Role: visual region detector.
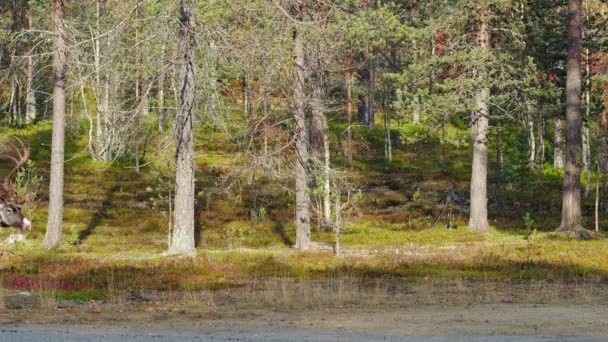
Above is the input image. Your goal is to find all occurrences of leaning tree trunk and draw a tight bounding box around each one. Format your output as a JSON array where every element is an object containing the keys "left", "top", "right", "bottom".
[
  {"left": 554, "top": 119, "right": 564, "bottom": 168},
  {"left": 558, "top": 0, "right": 583, "bottom": 232},
  {"left": 44, "top": 0, "right": 66, "bottom": 249},
  {"left": 292, "top": 0, "right": 311, "bottom": 249},
  {"left": 468, "top": 6, "right": 490, "bottom": 233},
  {"left": 169, "top": 0, "right": 196, "bottom": 255}
]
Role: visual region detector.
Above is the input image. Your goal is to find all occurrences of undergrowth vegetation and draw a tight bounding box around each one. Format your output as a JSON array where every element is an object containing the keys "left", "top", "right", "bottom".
[{"left": 0, "top": 118, "right": 607, "bottom": 303}]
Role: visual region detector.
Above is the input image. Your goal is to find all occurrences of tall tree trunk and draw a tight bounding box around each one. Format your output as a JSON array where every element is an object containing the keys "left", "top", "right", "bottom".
[
  {"left": 242, "top": 75, "right": 251, "bottom": 117},
  {"left": 528, "top": 116, "right": 536, "bottom": 166},
  {"left": 309, "top": 72, "right": 331, "bottom": 225},
  {"left": 554, "top": 119, "right": 564, "bottom": 168},
  {"left": 412, "top": 94, "right": 420, "bottom": 125},
  {"left": 346, "top": 69, "right": 353, "bottom": 167},
  {"left": 169, "top": 0, "right": 196, "bottom": 255},
  {"left": 468, "top": 6, "right": 490, "bottom": 232},
  {"left": 583, "top": 8, "right": 591, "bottom": 197},
  {"left": 496, "top": 124, "right": 504, "bottom": 210},
  {"left": 9, "top": 74, "right": 19, "bottom": 125},
  {"left": 385, "top": 110, "right": 392, "bottom": 162},
  {"left": 44, "top": 0, "right": 66, "bottom": 249},
  {"left": 558, "top": 0, "right": 583, "bottom": 232},
  {"left": 367, "top": 57, "right": 375, "bottom": 130},
  {"left": 25, "top": 13, "right": 36, "bottom": 124},
  {"left": 25, "top": 52, "right": 36, "bottom": 124},
  {"left": 595, "top": 164, "right": 600, "bottom": 232},
  {"left": 583, "top": 126, "right": 590, "bottom": 196},
  {"left": 538, "top": 117, "right": 545, "bottom": 168},
  {"left": 158, "top": 41, "right": 166, "bottom": 131},
  {"left": 358, "top": 94, "right": 368, "bottom": 125},
  {"left": 291, "top": 0, "right": 311, "bottom": 249}
]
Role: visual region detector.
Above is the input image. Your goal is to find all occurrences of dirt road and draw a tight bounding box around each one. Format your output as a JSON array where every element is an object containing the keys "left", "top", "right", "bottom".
[
  {"left": 2, "top": 279, "right": 608, "bottom": 341},
  {"left": 1, "top": 303, "right": 607, "bottom": 341}
]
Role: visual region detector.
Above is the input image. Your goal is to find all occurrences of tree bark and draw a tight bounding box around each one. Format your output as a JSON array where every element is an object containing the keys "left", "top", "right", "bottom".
[
  {"left": 44, "top": 0, "right": 66, "bottom": 249},
  {"left": 309, "top": 71, "right": 331, "bottom": 225},
  {"left": 554, "top": 119, "right": 564, "bottom": 168},
  {"left": 169, "top": 0, "right": 196, "bottom": 255},
  {"left": 596, "top": 164, "right": 600, "bottom": 232},
  {"left": 158, "top": 41, "right": 167, "bottom": 131},
  {"left": 346, "top": 69, "right": 353, "bottom": 166},
  {"left": 528, "top": 116, "right": 536, "bottom": 166},
  {"left": 291, "top": 0, "right": 311, "bottom": 250},
  {"left": 25, "top": 12, "right": 36, "bottom": 124},
  {"left": 468, "top": 6, "right": 490, "bottom": 232},
  {"left": 538, "top": 117, "right": 545, "bottom": 168},
  {"left": 558, "top": 0, "right": 583, "bottom": 232},
  {"left": 367, "top": 57, "right": 376, "bottom": 130},
  {"left": 583, "top": 126, "right": 590, "bottom": 196}
]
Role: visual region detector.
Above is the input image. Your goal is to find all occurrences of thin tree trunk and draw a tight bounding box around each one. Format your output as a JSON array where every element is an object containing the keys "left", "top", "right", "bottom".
[
  {"left": 169, "top": 0, "right": 196, "bottom": 255},
  {"left": 558, "top": 0, "right": 583, "bottom": 232},
  {"left": 334, "top": 189, "right": 341, "bottom": 257},
  {"left": 367, "top": 56, "right": 375, "bottom": 130},
  {"left": 292, "top": 0, "right": 311, "bottom": 250},
  {"left": 25, "top": 13, "right": 36, "bottom": 124},
  {"left": 346, "top": 69, "right": 353, "bottom": 167},
  {"left": 496, "top": 125, "right": 504, "bottom": 210},
  {"left": 554, "top": 119, "right": 564, "bottom": 168},
  {"left": 384, "top": 93, "right": 392, "bottom": 162},
  {"left": 538, "top": 117, "right": 545, "bottom": 168},
  {"left": 413, "top": 95, "right": 420, "bottom": 125},
  {"left": 528, "top": 116, "right": 536, "bottom": 166},
  {"left": 583, "top": 9, "right": 591, "bottom": 197},
  {"left": 411, "top": 39, "right": 420, "bottom": 125},
  {"left": 468, "top": 6, "right": 490, "bottom": 232},
  {"left": 44, "top": 0, "right": 66, "bottom": 249},
  {"left": 596, "top": 164, "right": 600, "bottom": 232},
  {"left": 583, "top": 126, "right": 590, "bottom": 196},
  {"left": 158, "top": 42, "right": 166, "bottom": 131},
  {"left": 322, "top": 115, "right": 331, "bottom": 224},
  {"left": 80, "top": 81, "right": 94, "bottom": 156},
  {"left": 242, "top": 75, "right": 251, "bottom": 117}
]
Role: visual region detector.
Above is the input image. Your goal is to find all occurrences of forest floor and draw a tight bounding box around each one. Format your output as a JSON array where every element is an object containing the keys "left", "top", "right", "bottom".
[{"left": 0, "top": 120, "right": 608, "bottom": 338}]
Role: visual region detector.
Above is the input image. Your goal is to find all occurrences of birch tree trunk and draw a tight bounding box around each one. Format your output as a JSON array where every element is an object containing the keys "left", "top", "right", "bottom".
[
  {"left": 468, "top": 6, "right": 490, "bottom": 232},
  {"left": 44, "top": 0, "right": 66, "bottom": 249},
  {"left": 557, "top": 0, "right": 583, "bottom": 232},
  {"left": 291, "top": 0, "right": 311, "bottom": 249},
  {"left": 169, "top": 0, "right": 196, "bottom": 255},
  {"left": 528, "top": 117, "right": 536, "bottom": 166},
  {"left": 554, "top": 119, "right": 564, "bottom": 168}
]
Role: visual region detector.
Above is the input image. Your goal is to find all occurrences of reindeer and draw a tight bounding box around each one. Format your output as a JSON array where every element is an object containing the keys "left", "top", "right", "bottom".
[{"left": 0, "top": 138, "right": 32, "bottom": 231}]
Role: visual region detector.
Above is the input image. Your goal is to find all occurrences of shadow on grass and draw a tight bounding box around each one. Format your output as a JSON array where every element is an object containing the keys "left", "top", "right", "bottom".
[
  {"left": 272, "top": 221, "right": 292, "bottom": 247},
  {"left": 74, "top": 185, "right": 118, "bottom": 244}
]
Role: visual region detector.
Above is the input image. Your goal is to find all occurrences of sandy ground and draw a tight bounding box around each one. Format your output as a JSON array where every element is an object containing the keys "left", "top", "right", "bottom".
[{"left": 1, "top": 280, "right": 608, "bottom": 340}]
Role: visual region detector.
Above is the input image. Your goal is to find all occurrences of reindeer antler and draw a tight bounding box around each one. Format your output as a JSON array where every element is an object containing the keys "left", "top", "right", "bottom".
[{"left": 0, "top": 137, "right": 31, "bottom": 182}]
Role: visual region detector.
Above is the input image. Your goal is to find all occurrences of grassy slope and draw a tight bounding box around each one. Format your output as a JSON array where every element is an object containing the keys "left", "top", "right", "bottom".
[{"left": 0, "top": 116, "right": 606, "bottom": 302}]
